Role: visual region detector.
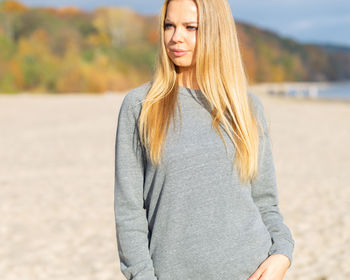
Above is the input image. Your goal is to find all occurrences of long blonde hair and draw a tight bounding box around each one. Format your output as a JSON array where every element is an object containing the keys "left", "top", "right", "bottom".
[{"left": 138, "top": 0, "right": 263, "bottom": 185}]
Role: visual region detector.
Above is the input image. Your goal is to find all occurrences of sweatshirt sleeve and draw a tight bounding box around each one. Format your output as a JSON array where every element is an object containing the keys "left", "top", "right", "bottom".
[
  {"left": 114, "top": 92, "right": 158, "bottom": 280},
  {"left": 249, "top": 93, "right": 295, "bottom": 268}
]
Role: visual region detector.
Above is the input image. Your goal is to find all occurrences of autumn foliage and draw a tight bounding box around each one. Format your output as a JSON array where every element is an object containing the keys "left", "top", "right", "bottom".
[{"left": 0, "top": 0, "right": 349, "bottom": 93}]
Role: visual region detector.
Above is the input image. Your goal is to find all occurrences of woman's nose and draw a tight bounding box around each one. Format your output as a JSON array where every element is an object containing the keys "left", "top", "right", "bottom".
[{"left": 172, "top": 27, "right": 184, "bottom": 42}]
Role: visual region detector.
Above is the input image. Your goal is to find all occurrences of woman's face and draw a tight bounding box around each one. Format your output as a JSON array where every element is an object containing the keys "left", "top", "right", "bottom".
[{"left": 163, "top": 0, "right": 198, "bottom": 70}]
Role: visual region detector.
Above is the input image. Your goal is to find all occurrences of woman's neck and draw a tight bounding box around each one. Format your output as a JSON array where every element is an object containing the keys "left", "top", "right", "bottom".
[{"left": 177, "top": 66, "right": 199, "bottom": 90}]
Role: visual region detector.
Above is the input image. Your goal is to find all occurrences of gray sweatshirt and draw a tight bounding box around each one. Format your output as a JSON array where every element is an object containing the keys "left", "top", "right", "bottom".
[{"left": 114, "top": 81, "right": 295, "bottom": 280}]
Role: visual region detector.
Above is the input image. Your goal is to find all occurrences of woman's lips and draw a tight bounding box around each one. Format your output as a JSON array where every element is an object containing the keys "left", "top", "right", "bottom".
[{"left": 171, "top": 50, "right": 188, "bottom": 57}]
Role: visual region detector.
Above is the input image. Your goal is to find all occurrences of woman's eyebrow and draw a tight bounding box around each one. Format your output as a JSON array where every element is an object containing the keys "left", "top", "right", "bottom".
[{"left": 164, "top": 19, "right": 198, "bottom": 24}]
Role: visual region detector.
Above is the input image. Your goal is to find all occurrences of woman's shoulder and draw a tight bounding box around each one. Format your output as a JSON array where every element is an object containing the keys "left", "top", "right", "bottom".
[
  {"left": 247, "top": 91, "right": 265, "bottom": 117},
  {"left": 121, "top": 81, "right": 153, "bottom": 111},
  {"left": 247, "top": 91, "right": 270, "bottom": 136}
]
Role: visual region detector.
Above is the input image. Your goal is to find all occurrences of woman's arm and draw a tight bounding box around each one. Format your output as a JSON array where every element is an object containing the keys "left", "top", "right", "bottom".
[
  {"left": 248, "top": 93, "right": 295, "bottom": 268},
  {"left": 114, "top": 92, "right": 157, "bottom": 280}
]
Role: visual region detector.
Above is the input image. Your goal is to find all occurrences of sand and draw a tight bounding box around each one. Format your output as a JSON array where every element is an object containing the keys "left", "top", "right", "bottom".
[{"left": 0, "top": 90, "right": 349, "bottom": 280}]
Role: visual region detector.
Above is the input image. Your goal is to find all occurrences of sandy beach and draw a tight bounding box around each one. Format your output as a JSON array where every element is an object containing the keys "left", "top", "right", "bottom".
[{"left": 0, "top": 89, "right": 349, "bottom": 280}]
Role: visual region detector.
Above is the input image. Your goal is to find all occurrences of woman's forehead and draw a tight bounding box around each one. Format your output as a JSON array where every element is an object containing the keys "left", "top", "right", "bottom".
[{"left": 166, "top": 0, "right": 198, "bottom": 18}]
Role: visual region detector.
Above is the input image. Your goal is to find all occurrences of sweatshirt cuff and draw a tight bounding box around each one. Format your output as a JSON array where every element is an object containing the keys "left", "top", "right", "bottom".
[
  {"left": 268, "top": 237, "right": 294, "bottom": 268},
  {"left": 119, "top": 259, "right": 158, "bottom": 280}
]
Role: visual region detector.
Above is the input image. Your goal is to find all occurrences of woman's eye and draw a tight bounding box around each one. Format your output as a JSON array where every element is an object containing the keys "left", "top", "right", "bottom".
[
  {"left": 164, "top": 23, "right": 197, "bottom": 30},
  {"left": 187, "top": 26, "right": 198, "bottom": 31}
]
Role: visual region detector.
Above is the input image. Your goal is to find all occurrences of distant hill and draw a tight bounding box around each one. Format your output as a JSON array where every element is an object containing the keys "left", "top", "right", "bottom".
[
  {"left": 236, "top": 22, "right": 350, "bottom": 83},
  {"left": 316, "top": 43, "right": 350, "bottom": 54},
  {"left": 0, "top": 0, "right": 349, "bottom": 93}
]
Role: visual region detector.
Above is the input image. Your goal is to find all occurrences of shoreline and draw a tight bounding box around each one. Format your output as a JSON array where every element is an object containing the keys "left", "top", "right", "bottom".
[
  {"left": 1, "top": 81, "right": 350, "bottom": 103},
  {"left": 248, "top": 81, "right": 350, "bottom": 103}
]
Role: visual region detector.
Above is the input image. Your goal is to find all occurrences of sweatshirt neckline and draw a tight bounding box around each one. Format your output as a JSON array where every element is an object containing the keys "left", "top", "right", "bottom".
[{"left": 178, "top": 85, "right": 202, "bottom": 96}]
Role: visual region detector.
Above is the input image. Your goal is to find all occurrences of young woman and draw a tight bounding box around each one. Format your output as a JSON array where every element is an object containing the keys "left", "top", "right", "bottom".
[{"left": 114, "top": 0, "right": 295, "bottom": 279}]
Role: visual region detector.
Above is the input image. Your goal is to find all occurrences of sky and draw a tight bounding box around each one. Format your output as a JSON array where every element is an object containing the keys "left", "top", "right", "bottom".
[{"left": 18, "top": 0, "right": 350, "bottom": 47}]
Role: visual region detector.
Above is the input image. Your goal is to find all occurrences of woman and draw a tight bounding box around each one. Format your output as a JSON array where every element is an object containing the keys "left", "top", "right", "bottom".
[{"left": 114, "top": 0, "right": 295, "bottom": 279}]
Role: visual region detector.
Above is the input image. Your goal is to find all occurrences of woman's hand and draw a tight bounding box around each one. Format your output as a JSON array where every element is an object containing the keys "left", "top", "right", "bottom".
[{"left": 248, "top": 254, "right": 290, "bottom": 280}]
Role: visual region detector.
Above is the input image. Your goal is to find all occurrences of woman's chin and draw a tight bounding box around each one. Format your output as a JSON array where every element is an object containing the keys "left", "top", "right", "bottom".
[{"left": 173, "top": 61, "right": 194, "bottom": 68}]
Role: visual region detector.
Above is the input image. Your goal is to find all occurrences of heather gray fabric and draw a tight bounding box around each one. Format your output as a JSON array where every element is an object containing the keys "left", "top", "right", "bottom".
[{"left": 114, "top": 81, "right": 295, "bottom": 280}]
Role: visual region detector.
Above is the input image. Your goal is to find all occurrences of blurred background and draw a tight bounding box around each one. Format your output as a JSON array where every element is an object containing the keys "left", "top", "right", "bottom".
[
  {"left": 0, "top": 0, "right": 349, "bottom": 280},
  {"left": 0, "top": 0, "right": 350, "bottom": 94}
]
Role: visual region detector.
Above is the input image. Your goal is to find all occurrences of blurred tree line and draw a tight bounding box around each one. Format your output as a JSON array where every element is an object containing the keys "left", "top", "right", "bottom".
[{"left": 0, "top": 0, "right": 349, "bottom": 93}]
